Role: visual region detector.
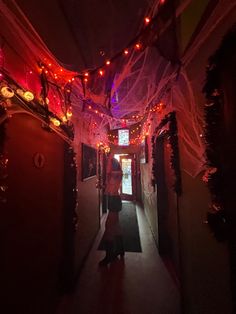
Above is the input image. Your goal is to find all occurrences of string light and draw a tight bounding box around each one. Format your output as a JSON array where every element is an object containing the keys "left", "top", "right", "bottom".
[
  {"left": 145, "top": 17, "right": 150, "bottom": 24},
  {"left": 0, "top": 86, "right": 14, "bottom": 98},
  {"left": 50, "top": 117, "right": 61, "bottom": 127},
  {"left": 23, "top": 91, "right": 34, "bottom": 102}
]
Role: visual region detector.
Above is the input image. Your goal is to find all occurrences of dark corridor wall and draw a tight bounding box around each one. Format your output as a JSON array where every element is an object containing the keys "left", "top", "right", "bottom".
[{"left": 1, "top": 113, "right": 65, "bottom": 313}]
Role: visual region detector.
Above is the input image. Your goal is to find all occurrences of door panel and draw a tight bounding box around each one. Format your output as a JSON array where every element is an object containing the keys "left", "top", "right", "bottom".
[{"left": 120, "top": 154, "right": 136, "bottom": 201}]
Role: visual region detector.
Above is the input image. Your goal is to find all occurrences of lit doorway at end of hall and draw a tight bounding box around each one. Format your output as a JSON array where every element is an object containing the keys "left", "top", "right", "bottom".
[{"left": 114, "top": 154, "right": 134, "bottom": 200}]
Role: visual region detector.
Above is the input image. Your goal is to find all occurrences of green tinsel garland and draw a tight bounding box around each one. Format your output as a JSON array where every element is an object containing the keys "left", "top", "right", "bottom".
[{"left": 151, "top": 111, "right": 182, "bottom": 195}]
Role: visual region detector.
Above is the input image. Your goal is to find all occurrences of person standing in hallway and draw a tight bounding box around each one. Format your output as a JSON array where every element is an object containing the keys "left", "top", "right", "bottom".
[{"left": 99, "top": 153, "right": 125, "bottom": 266}]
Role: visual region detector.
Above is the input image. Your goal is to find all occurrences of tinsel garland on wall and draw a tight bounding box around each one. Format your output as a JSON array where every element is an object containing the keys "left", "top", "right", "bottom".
[
  {"left": 151, "top": 111, "right": 182, "bottom": 196},
  {"left": 202, "top": 53, "right": 227, "bottom": 242},
  {"left": 60, "top": 135, "right": 78, "bottom": 292}
]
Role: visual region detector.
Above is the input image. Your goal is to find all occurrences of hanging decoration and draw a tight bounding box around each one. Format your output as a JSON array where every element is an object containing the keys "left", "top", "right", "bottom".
[
  {"left": 0, "top": 70, "right": 74, "bottom": 140},
  {"left": 151, "top": 111, "right": 182, "bottom": 195}
]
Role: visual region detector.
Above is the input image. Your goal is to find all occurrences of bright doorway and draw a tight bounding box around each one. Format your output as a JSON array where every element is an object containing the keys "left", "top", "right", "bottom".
[{"left": 114, "top": 154, "right": 136, "bottom": 200}]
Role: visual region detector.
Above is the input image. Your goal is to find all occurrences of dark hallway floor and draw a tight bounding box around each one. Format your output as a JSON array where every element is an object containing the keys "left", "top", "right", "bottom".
[{"left": 57, "top": 203, "right": 181, "bottom": 314}]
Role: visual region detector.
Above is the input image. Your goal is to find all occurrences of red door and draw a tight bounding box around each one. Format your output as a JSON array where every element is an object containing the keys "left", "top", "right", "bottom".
[{"left": 119, "top": 154, "right": 136, "bottom": 201}]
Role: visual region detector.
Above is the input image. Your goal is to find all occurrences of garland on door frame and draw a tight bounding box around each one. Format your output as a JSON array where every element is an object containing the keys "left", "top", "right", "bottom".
[
  {"left": 202, "top": 45, "right": 227, "bottom": 242},
  {"left": 151, "top": 111, "right": 182, "bottom": 195}
]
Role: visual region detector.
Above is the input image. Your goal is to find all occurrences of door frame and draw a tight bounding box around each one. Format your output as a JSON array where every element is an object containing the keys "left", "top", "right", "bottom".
[{"left": 119, "top": 154, "right": 136, "bottom": 201}]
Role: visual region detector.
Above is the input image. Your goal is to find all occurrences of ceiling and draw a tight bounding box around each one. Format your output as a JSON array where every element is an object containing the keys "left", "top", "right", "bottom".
[
  {"left": 15, "top": 0, "right": 156, "bottom": 72},
  {"left": 13, "top": 0, "right": 214, "bottom": 127}
]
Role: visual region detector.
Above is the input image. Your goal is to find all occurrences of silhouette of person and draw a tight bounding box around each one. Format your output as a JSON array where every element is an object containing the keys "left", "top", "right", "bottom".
[{"left": 99, "top": 154, "right": 125, "bottom": 266}]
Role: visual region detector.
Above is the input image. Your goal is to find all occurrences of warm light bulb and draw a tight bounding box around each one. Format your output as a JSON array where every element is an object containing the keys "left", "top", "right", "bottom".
[
  {"left": 106, "top": 60, "right": 110, "bottom": 65},
  {"left": 67, "top": 110, "right": 72, "bottom": 118},
  {"left": 84, "top": 72, "right": 89, "bottom": 77},
  {"left": 50, "top": 118, "right": 61, "bottom": 127},
  {"left": 135, "top": 43, "right": 141, "bottom": 50},
  {"left": 23, "top": 91, "right": 34, "bottom": 102},
  {"left": 0, "top": 86, "right": 14, "bottom": 98},
  {"left": 145, "top": 17, "right": 150, "bottom": 24},
  {"left": 124, "top": 49, "right": 129, "bottom": 55},
  {"left": 99, "top": 70, "right": 104, "bottom": 76}
]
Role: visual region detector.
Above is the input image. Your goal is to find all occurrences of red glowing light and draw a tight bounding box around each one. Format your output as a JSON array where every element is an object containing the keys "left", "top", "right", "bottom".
[
  {"left": 48, "top": 63, "right": 52, "bottom": 67},
  {"left": 145, "top": 17, "right": 150, "bottom": 24},
  {"left": 124, "top": 49, "right": 129, "bottom": 55},
  {"left": 99, "top": 70, "right": 104, "bottom": 76},
  {"left": 84, "top": 78, "right": 88, "bottom": 83},
  {"left": 29, "top": 71, "right": 33, "bottom": 74},
  {"left": 84, "top": 72, "right": 89, "bottom": 77},
  {"left": 135, "top": 43, "right": 141, "bottom": 50},
  {"left": 88, "top": 105, "right": 92, "bottom": 109},
  {"left": 160, "top": 0, "right": 165, "bottom": 4},
  {"left": 106, "top": 60, "right": 110, "bottom": 65}
]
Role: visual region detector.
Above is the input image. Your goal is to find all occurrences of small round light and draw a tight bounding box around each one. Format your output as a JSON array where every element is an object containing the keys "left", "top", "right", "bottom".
[
  {"left": 23, "top": 91, "right": 34, "bottom": 102},
  {"left": 67, "top": 108, "right": 73, "bottom": 118},
  {"left": 135, "top": 43, "right": 141, "bottom": 50},
  {"left": 145, "top": 17, "right": 150, "bottom": 24},
  {"left": 124, "top": 49, "right": 129, "bottom": 55},
  {"left": 0, "top": 86, "right": 14, "bottom": 98},
  {"left": 99, "top": 70, "right": 104, "bottom": 76},
  {"left": 50, "top": 117, "right": 61, "bottom": 127},
  {"left": 106, "top": 60, "right": 110, "bottom": 65}
]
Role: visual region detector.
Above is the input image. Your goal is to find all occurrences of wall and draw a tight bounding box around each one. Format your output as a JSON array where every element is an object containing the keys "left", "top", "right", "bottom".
[
  {"left": 73, "top": 117, "right": 105, "bottom": 274},
  {"left": 140, "top": 7, "right": 236, "bottom": 314},
  {"left": 177, "top": 9, "right": 236, "bottom": 314},
  {"left": 139, "top": 135, "right": 158, "bottom": 242}
]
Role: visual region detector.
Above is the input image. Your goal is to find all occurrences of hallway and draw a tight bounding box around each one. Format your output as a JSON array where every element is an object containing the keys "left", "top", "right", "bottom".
[
  {"left": 58, "top": 203, "right": 181, "bottom": 314},
  {"left": 1, "top": 1, "right": 235, "bottom": 313}
]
